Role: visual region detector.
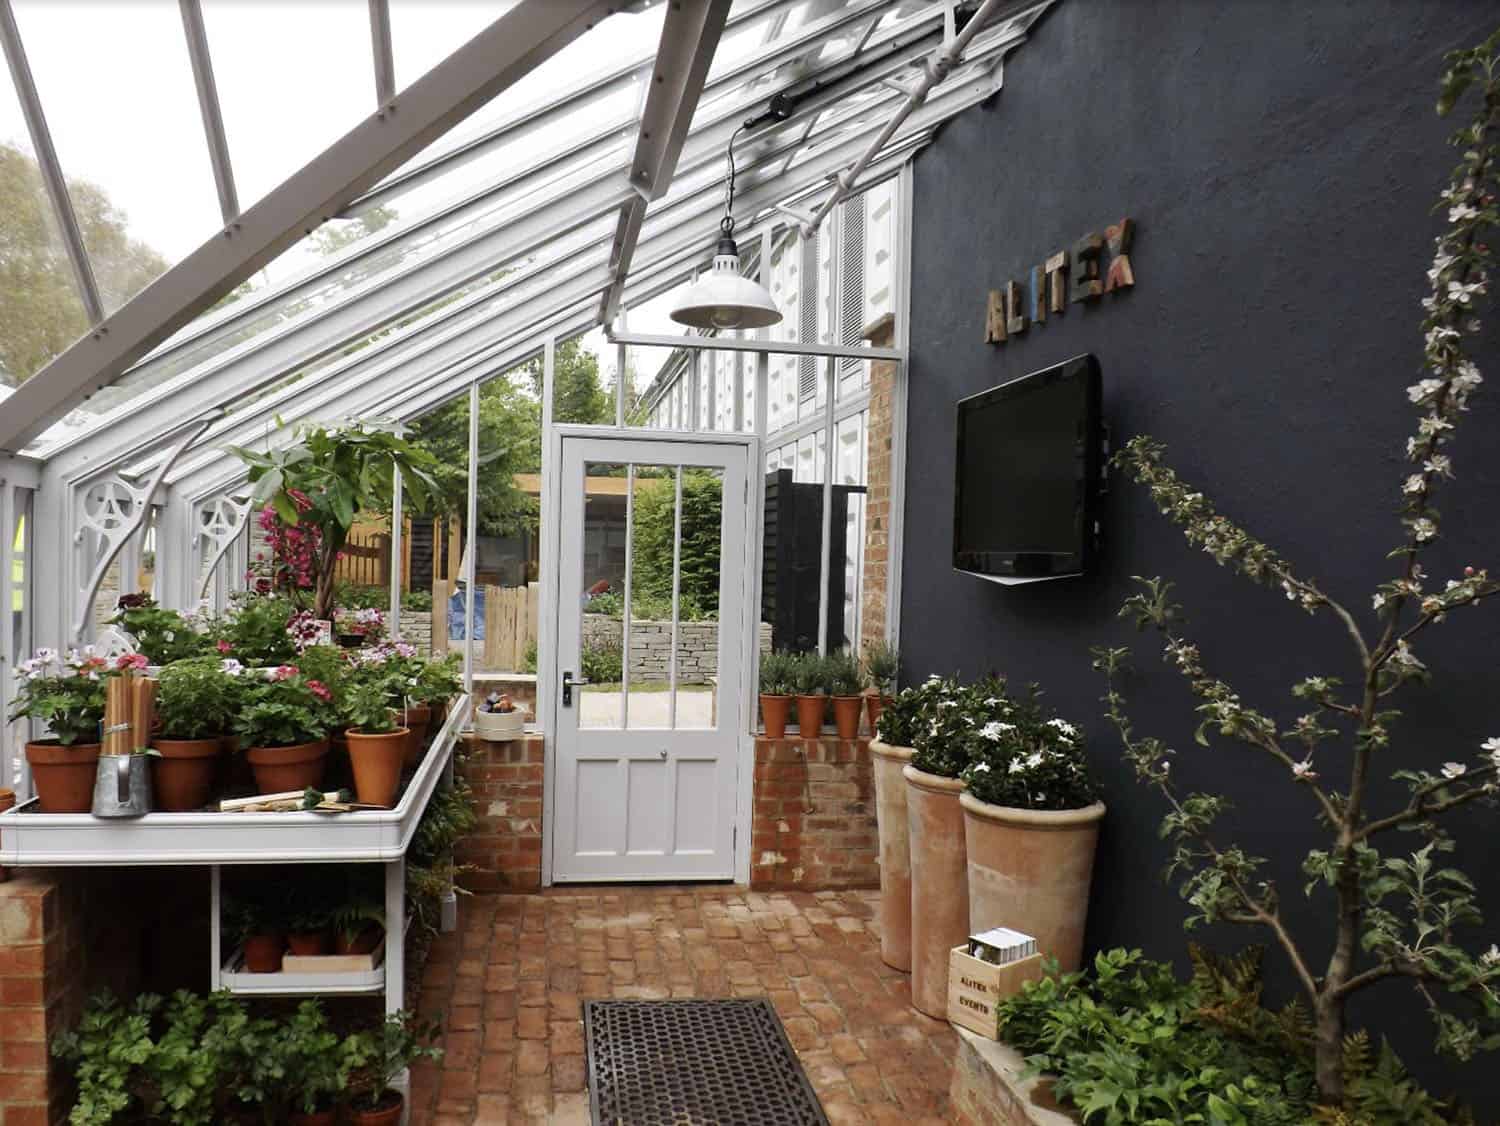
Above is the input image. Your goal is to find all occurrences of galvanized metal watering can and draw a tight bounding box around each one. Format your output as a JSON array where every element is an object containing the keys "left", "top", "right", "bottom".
[{"left": 92, "top": 752, "right": 153, "bottom": 818}]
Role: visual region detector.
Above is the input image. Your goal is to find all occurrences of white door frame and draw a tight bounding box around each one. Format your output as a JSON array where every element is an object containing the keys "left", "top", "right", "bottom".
[{"left": 540, "top": 424, "right": 759, "bottom": 885}]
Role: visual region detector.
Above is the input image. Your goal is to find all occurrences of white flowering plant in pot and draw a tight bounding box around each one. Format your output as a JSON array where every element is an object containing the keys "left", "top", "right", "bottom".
[
  {"left": 909, "top": 675, "right": 1012, "bottom": 779},
  {"left": 1092, "top": 33, "right": 1500, "bottom": 1108},
  {"left": 960, "top": 691, "right": 1098, "bottom": 812}
]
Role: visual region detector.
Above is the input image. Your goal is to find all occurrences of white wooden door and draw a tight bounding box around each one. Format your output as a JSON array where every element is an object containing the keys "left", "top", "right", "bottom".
[{"left": 551, "top": 433, "right": 751, "bottom": 881}]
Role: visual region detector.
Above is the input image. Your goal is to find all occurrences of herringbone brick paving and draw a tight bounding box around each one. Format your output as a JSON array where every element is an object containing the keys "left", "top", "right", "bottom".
[{"left": 408, "top": 886, "right": 966, "bottom": 1125}]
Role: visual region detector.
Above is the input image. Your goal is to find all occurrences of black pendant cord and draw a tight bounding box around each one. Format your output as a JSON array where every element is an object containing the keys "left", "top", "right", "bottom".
[{"left": 722, "top": 124, "right": 746, "bottom": 240}]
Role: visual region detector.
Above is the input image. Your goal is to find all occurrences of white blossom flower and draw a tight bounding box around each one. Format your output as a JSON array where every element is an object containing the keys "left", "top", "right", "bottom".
[
  {"left": 1424, "top": 454, "right": 1453, "bottom": 477},
  {"left": 1007, "top": 759, "right": 1025, "bottom": 775},
  {"left": 1482, "top": 737, "right": 1500, "bottom": 771},
  {"left": 971, "top": 762, "right": 991, "bottom": 774},
  {"left": 1412, "top": 517, "right": 1438, "bottom": 542},
  {"left": 1372, "top": 593, "right": 1388, "bottom": 611},
  {"left": 1449, "top": 203, "right": 1480, "bottom": 222},
  {"left": 1448, "top": 279, "right": 1486, "bottom": 304},
  {"left": 1025, "top": 751, "right": 1043, "bottom": 769},
  {"left": 1481, "top": 945, "right": 1500, "bottom": 967},
  {"left": 1427, "top": 252, "right": 1455, "bottom": 283},
  {"left": 1402, "top": 474, "right": 1426, "bottom": 495},
  {"left": 1441, "top": 762, "right": 1467, "bottom": 780},
  {"left": 979, "top": 721, "right": 1006, "bottom": 741},
  {"left": 1390, "top": 641, "right": 1426, "bottom": 671},
  {"left": 1407, "top": 378, "right": 1444, "bottom": 403},
  {"left": 220, "top": 659, "right": 245, "bottom": 677},
  {"left": 1291, "top": 760, "right": 1318, "bottom": 781},
  {"left": 1046, "top": 718, "right": 1079, "bottom": 738}
]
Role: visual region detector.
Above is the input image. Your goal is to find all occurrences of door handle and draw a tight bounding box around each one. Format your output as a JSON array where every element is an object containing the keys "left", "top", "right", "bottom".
[{"left": 561, "top": 670, "right": 590, "bottom": 707}]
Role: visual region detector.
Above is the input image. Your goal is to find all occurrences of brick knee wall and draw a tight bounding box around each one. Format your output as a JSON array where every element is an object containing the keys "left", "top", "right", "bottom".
[
  {"left": 751, "top": 738, "right": 878, "bottom": 891},
  {"left": 456, "top": 733, "right": 544, "bottom": 892},
  {"left": 452, "top": 735, "right": 879, "bottom": 894}
]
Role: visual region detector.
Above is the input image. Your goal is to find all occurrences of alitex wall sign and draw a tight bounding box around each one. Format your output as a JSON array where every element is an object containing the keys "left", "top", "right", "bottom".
[{"left": 984, "top": 218, "right": 1135, "bottom": 344}]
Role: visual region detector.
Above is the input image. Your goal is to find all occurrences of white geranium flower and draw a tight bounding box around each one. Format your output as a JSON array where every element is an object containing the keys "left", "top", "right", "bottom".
[
  {"left": 1025, "top": 752, "right": 1043, "bottom": 769},
  {"left": 1007, "top": 759, "right": 1025, "bottom": 775},
  {"left": 220, "top": 659, "right": 245, "bottom": 677},
  {"left": 1441, "top": 762, "right": 1467, "bottom": 780},
  {"left": 979, "top": 721, "right": 1005, "bottom": 741},
  {"left": 971, "top": 762, "right": 991, "bottom": 774}
]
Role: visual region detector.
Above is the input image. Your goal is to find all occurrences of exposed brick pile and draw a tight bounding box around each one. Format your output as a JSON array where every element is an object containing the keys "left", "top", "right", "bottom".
[
  {"left": 752, "top": 738, "right": 879, "bottom": 891},
  {"left": 456, "top": 734, "right": 545, "bottom": 892},
  {"left": 860, "top": 313, "right": 897, "bottom": 656}
]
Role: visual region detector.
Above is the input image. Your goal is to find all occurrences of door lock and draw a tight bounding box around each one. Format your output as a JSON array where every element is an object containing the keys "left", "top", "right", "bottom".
[{"left": 561, "top": 670, "right": 590, "bottom": 707}]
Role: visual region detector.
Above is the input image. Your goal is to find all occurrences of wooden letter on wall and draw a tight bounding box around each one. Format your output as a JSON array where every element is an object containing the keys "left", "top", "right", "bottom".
[
  {"left": 1005, "top": 280, "right": 1028, "bottom": 336},
  {"left": 1045, "top": 251, "right": 1068, "bottom": 314},
  {"left": 1104, "top": 218, "right": 1135, "bottom": 291},
  {"left": 1070, "top": 234, "right": 1103, "bottom": 302},
  {"left": 985, "top": 289, "right": 1007, "bottom": 344},
  {"left": 1028, "top": 265, "right": 1047, "bottom": 325}
]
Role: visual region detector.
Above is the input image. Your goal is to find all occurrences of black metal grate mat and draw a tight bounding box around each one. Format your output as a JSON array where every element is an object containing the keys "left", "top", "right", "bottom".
[{"left": 584, "top": 998, "right": 829, "bottom": 1125}]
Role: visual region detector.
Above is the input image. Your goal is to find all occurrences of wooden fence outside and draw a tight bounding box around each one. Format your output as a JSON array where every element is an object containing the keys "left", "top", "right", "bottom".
[
  {"left": 431, "top": 579, "right": 539, "bottom": 672},
  {"left": 333, "top": 516, "right": 464, "bottom": 591}
]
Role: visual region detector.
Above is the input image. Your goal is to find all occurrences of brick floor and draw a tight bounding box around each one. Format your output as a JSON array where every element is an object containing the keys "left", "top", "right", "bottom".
[{"left": 409, "top": 887, "right": 966, "bottom": 1125}]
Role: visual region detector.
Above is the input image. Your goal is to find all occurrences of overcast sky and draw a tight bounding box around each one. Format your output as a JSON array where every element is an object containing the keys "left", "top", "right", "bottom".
[{"left": 0, "top": 0, "right": 687, "bottom": 387}]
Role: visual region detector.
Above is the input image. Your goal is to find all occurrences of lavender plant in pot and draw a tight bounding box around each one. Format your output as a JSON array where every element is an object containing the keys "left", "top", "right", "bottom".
[
  {"left": 757, "top": 649, "right": 796, "bottom": 738},
  {"left": 958, "top": 688, "right": 1103, "bottom": 974},
  {"left": 233, "top": 666, "right": 336, "bottom": 794},
  {"left": 903, "top": 675, "right": 1007, "bottom": 1017},
  {"left": 791, "top": 651, "right": 828, "bottom": 737},
  {"left": 10, "top": 647, "right": 111, "bottom": 812},
  {"left": 826, "top": 650, "right": 866, "bottom": 739},
  {"left": 341, "top": 677, "right": 409, "bottom": 809},
  {"left": 152, "top": 657, "right": 243, "bottom": 811},
  {"left": 863, "top": 639, "right": 900, "bottom": 730}
]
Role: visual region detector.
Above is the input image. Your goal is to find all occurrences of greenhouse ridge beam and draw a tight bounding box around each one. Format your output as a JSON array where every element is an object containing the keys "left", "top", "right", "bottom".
[
  {"left": 0, "top": 0, "right": 622, "bottom": 454},
  {"left": 601, "top": 0, "right": 732, "bottom": 325}
]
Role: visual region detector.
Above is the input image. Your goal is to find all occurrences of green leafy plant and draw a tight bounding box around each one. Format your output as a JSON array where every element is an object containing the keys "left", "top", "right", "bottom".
[
  {"left": 155, "top": 657, "right": 242, "bottom": 740},
  {"left": 824, "top": 650, "right": 865, "bottom": 697},
  {"left": 874, "top": 675, "right": 948, "bottom": 746},
  {"left": 959, "top": 687, "right": 1098, "bottom": 812},
  {"left": 582, "top": 638, "right": 624, "bottom": 685},
  {"left": 909, "top": 674, "right": 1009, "bottom": 779},
  {"left": 790, "top": 651, "right": 828, "bottom": 696},
  {"left": 342, "top": 1012, "right": 444, "bottom": 1113},
  {"left": 863, "top": 639, "right": 900, "bottom": 695},
  {"left": 9, "top": 646, "right": 112, "bottom": 745},
  {"left": 342, "top": 677, "right": 398, "bottom": 735},
  {"left": 51, "top": 991, "right": 157, "bottom": 1125},
  {"left": 282, "top": 1000, "right": 349, "bottom": 1117},
  {"left": 411, "top": 653, "right": 462, "bottom": 707},
  {"left": 233, "top": 667, "right": 335, "bottom": 749},
  {"left": 291, "top": 643, "right": 349, "bottom": 700},
  {"left": 110, "top": 595, "right": 212, "bottom": 665},
  {"left": 758, "top": 649, "right": 797, "bottom": 696},
  {"left": 1091, "top": 35, "right": 1500, "bottom": 1105},
  {"left": 224, "top": 592, "right": 298, "bottom": 665},
  {"left": 231, "top": 423, "right": 439, "bottom": 621},
  {"left": 408, "top": 774, "right": 478, "bottom": 934}
]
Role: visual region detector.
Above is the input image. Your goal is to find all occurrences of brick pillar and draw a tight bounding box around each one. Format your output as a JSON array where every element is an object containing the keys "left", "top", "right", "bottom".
[{"left": 860, "top": 313, "right": 897, "bottom": 656}]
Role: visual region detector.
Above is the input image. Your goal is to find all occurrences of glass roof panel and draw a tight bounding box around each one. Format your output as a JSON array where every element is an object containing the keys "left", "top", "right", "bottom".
[
  {"left": 8, "top": 1, "right": 218, "bottom": 314},
  {"left": 0, "top": 77, "right": 87, "bottom": 391},
  {"left": 387, "top": 1, "right": 520, "bottom": 92},
  {"left": 200, "top": 1, "right": 372, "bottom": 208}
]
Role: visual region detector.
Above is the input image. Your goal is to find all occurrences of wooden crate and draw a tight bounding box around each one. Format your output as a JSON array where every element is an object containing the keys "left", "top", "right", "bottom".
[{"left": 947, "top": 947, "right": 1045, "bottom": 1039}]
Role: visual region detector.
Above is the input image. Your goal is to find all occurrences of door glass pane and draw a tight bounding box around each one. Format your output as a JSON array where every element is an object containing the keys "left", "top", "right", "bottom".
[
  {"left": 668, "top": 467, "right": 724, "bottom": 730},
  {"left": 578, "top": 462, "right": 628, "bottom": 728},
  {"left": 623, "top": 464, "right": 674, "bottom": 729}
]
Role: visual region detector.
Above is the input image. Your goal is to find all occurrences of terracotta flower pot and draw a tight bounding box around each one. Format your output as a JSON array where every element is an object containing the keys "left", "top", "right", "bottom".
[
  {"left": 242, "top": 932, "right": 284, "bottom": 973},
  {"left": 795, "top": 695, "right": 825, "bottom": 737},
  {"left": 287, "top": 930, "right": 331, "bottom": 957},
  {"left": 151, "top": 738, "right": 221, "bottom": 811},
  {"left": 904, "top": 764, "right": 970, "bottom": 1018},
  {"left": 245, "top": 740, "right": 329, "bottom": 795},
  {"left": 869, "top": 740, "right": 914, "bottom": 972},
  {"left": 866, "top": 694, "right": 891, "bottom": 734},
  {"left": 760, "top": 694, "right": 792, "bottom": 738},
  {"left": 334, "top": 924, "right": 384, "bottom": 956},
  {"left": 346, "top": 728, "right": 408, "bottom": 808},
  {"left": 831, "top": 695, "right": 863, "bottom": 739},
  {"left": 25, "top": 741, "right": 101, "bottom": 813},
  {"left": 401, "top": 704, "right": 432, "bottom": 767},
  {"left": 350, "top": 1092, "right": 403, "bottom": 1126},
  {"left": 962, "top": 793, "right": 1106, "bottom": 974},
  {"left": 289, "top": 1108, "right": 336, "bottom": 1126}
]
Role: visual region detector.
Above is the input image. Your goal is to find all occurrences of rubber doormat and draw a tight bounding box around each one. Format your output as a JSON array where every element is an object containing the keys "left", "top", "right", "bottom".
[{"left": 584, "top": 998, "right": 829, "bottom": 1125}]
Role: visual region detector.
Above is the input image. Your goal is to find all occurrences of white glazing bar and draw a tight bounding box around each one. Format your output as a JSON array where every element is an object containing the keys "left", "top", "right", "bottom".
[
  {"left": 816, "top": 356, "right": 837, "bottom": 655},
  {"left": 0, "top": 483, "right": 13, "bottom": 794},
  {"left": 464, "top": 382, "right": 479, "bottom": 695},
  {"left": 704, "top": 351, "right": 716, "bottom": 432},
  {"left": 668, "top": 467, "right": 683, "bottom": 730},
  {"left": 689, "top": 353, "right": 701, "bottom": 431},
  {"left": 621, "top": 464, "right": 635, "bottom": 729},
  {"left": 389, "top": 467, "right": 403, "bottom": 633}
]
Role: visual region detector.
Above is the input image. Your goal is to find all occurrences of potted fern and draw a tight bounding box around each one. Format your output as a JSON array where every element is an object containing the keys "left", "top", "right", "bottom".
[{"left": 757, "top": 649, "right": 796, "bottom": 737}]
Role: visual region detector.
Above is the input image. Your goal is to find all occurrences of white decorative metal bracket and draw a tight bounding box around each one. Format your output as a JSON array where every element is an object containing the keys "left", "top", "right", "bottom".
[
  {"left": 195, "top": 494, "right": 253, "bottom": 602},
  {"left": 72, "top": 421, "right": 211, "bottom": 642}
]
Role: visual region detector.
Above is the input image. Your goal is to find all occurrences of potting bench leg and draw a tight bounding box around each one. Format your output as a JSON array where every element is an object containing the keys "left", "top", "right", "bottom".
[
  {"left": 441, "top": 747, "right": 458, "bottom": 933},
  {"left": 384, "top": 857, "right": 411, "bottom": 1124},
  {"left": 208, "top": 865, "right": 222, "bottom": 990}
]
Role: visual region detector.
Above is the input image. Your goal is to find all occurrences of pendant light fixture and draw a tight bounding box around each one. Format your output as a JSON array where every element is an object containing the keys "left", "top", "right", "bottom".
[{"left": 669, "top": 125, "right": 783, "bottom": 330}]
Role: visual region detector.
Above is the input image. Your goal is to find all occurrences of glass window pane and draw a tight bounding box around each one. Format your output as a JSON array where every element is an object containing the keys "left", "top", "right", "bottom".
[
  {"left": 11, "top": 1, "right": 216, "bottom": 313},
  {"left": 578, "top": 461, "right": 628, "bottom": 728},
  {"left": 668, "top": 467, "right": 723, "bottom": 730}
]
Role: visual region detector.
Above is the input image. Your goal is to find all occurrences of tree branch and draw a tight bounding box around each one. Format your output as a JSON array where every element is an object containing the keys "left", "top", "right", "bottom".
[{"left": 1357, "top": 763, "right": 1498, "bottom": 841}]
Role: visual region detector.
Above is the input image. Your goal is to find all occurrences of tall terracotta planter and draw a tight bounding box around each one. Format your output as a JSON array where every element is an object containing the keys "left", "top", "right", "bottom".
[
  {"left": 151, "top": 738, "right": 222, "bottom": 811},
  {"left": 831, "top": 696, "right": 863, "bottom": 739},
  {"left": 795, "top": 695, "right": 825, "bottom": 737},
  {"left": 25, "top": 741, "right": 101, "bottom": 813},
  {"left": 961, "top": 794, "right": 1106, "bottom": 974},
  {"left": 760, "top": 694, "right": 792, "bottom": 738},
  {"left": 346, "top": 729, "right": 409, "bottom": 808},
  {"left": 869, "top": 739, "right": 913, "bottom": 972},
  {"left": 904, "top": 764, "right": 970, "bottom": 1018},
  {"left": 245, "top": 740, "right": 329, "bottom": 794}
]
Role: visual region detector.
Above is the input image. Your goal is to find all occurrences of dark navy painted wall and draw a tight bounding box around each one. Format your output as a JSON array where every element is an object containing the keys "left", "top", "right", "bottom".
[{"left": 903, "top": 0, "right": 1500, "bottom": 1106}]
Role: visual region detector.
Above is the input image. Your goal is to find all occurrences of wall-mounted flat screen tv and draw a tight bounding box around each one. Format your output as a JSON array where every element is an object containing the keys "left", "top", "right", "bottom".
[{"left": 953, "top": 354, "right": 1102, "bottom": 584}]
